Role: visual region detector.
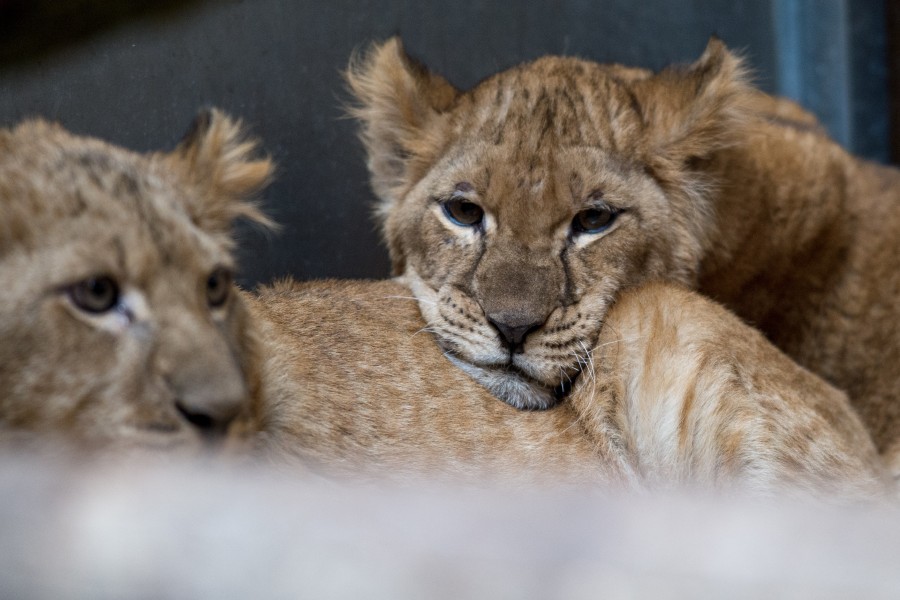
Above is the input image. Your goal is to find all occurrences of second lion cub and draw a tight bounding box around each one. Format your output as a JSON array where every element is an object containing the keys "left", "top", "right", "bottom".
[{"left": 0, "top": 111, "right": 271, "bottom": 453}]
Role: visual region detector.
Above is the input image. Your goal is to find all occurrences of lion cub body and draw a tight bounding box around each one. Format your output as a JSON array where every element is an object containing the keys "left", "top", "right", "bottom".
[
  {"left": 252, "top": 279, "right": 885, "bottom": 498},
  {"left": 0, "top": 114, "right": 271, "bottom": 452},
  {"left": 699, "top": 117, "right": 900, "bottom": 466},
  {"left": 348, "top": 38, "right": 900, "bottom": 472}
]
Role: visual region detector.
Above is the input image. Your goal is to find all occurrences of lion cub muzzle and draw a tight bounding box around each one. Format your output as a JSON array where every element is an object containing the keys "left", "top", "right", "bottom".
[
  {"left": 474, "top": 252, "right": 563, "bottom": 354},
  {"left": 160, "top": 319, "right": 249, "bottom": 441},
  {"left": 171, "top": 368, "right": 246, "bottom": 440}
]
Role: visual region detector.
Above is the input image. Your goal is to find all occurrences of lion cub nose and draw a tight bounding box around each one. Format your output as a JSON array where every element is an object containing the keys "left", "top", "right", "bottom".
[
  {"left": 488, "top": 315, "right": 543, "bottom": 353},
  {"left": 173, "top": 371, "right": 247, "bottom": 437}
]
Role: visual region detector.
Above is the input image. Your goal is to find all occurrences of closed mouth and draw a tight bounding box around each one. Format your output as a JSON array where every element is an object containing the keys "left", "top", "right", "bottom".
[
  {"left": 443, "top": 352, "right": 580, "bottom": 411},
  {"left": 505, "top": 363, "right": 580, "bottom": 403},
  {"left": 505, "top": 357, "right": 584, "bottom": 404}
]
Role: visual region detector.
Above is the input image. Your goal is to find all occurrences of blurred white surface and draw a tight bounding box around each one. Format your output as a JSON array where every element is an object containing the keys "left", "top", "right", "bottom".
[{"left": 0, "top": 456, "right": 898, "bottom": 600}]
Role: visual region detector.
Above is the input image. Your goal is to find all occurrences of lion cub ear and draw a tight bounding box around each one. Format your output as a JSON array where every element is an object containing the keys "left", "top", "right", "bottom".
[
  {"left": 346, "top": 37, "right": 459, "bottom": 210},
  {"left": 632, "top": 37, "right": 751, "bottom": 173},
  {"left": 168, "top": 108, "right": 276, "bottom": 233}
]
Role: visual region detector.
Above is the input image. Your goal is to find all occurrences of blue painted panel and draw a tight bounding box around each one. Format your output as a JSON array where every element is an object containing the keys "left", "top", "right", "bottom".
[{"left": 773, "top": 0, "right": 887, "bottom": 162}]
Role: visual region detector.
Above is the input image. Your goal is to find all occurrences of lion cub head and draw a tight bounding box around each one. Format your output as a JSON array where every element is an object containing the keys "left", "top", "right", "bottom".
[
  {"left": 0, "top": 110, "right": 272, "bottom": 452},
  {"left": 348, "top": 38, "right": 750, "bottom": 409}
]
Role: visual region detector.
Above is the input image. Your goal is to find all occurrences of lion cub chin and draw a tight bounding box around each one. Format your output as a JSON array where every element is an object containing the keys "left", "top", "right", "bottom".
[{"left": 0, "top": 111, "right": 272, "bottom": 455}]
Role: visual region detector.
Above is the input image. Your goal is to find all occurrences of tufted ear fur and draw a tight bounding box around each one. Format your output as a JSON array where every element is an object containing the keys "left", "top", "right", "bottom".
[
  {"left": 345, "top": 37, "right": 459, "bottom": 222},
  {"left": 168, "top": 108, "right": 276, "bottom": 234},
  {"left": 623, "top": 38, "right": 752, "bottom": 271},
  {"left": 632, "top": 37, "right": 751, "bottom": 174}
]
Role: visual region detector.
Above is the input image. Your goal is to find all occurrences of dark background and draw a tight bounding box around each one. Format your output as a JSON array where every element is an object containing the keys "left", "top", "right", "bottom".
[{"left": 0, "top": 0, "right": 892, "bottom": 286}]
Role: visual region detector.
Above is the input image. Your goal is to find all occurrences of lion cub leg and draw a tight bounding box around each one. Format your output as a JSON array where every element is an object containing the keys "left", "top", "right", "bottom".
[{"left": 574, "top": 282, "right": 888, "bottom": 500}]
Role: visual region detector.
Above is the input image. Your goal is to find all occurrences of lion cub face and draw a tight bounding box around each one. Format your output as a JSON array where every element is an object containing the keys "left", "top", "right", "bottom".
[
  {"left": 0, "top": 112, "right": 272, "bottom": 452},
  {"left": 349, "top": 38, "right": 750, "bottom": 408}
]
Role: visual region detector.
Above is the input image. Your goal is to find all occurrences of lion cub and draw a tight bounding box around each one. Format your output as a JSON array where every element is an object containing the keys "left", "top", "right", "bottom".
[
  {"left": 0, "top": 111, "right": 271, "bottom": 453},
  {"left": 347, "top": 37, "right": 900, "bottom": 473}
]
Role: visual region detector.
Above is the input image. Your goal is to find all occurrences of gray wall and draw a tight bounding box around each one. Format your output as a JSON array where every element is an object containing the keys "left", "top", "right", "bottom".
[{"left": 0, "top": 0, "right": 888, "bottom": 286}]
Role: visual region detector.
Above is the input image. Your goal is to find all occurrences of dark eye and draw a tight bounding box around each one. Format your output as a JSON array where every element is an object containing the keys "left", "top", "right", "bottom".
[
  {"left": 68, "top": 276, "right": 120, "bottom": 314},
  {"left": 442, "top": 198, "right": 484, "bottom": 227},
  {"left": 572, "top": 207, "right": 617, "bottom": 235},
  {"left": 206, "top": 267, "right": 233, "bottom": 308}
]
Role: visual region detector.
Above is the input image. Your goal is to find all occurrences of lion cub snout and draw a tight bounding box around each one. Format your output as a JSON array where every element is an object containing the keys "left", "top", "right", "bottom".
[
  {"left": 486, "top": 316, "right": 541, "bottom": 352},
  {"left": 474, "top": 254, "right": 562, "bottom": 353},
  {"left": 158, "top": 295, "right": 252, "bottom": 440},
  {"left": 170, "top": 358, "right": 247, "bottom": 438}
]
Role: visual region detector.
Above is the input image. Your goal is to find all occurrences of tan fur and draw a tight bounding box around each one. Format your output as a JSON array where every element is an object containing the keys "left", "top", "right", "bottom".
[
  {"left": 0, "top": 111, "right": 272, "bottom": 453},
  {"left": 347, "top": 38, "right": 900, "bottom": 473},
  {"left": 252, "top": 279, "right": 887, "bottom": 499},
  {"left": 1, "top": 115, "right": 885, "bottom": 498}
]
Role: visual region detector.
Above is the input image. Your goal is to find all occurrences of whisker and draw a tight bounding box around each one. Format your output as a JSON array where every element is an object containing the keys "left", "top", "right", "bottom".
[
  {"left": 380, "top": 295, "right": 439, "bottom": 306},
  {"left": 557, "top": 418, "right": 583, "bottom": 437},
  {"left": 587, "top": 334, "right": 647, "bottom": 353},
  {"left": 411, "top": 326, "right": 439, "bottom": 339},
  {"left": 578, "top": 340, "right": 596, "bottom": 381},
  {"left": 578, "top": 339, "right": 598, "bottom": 400},
  {"left": 568, "top": 353, "right": 580, "bottom": 370}
]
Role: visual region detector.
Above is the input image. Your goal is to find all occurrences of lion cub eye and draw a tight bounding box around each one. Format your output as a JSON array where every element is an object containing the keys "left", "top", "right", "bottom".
[
  {"left": 572, "top": 206, "right": 618, "bottom": 235},
  {"left": 68, "top": 276, "right": 120, "bottom": 314},
  {"left": 206, "top": 267, "right": 233, "bottom": 308},
  {"left": 442, "top": 198, "right": 484, "bottom": 228}
]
